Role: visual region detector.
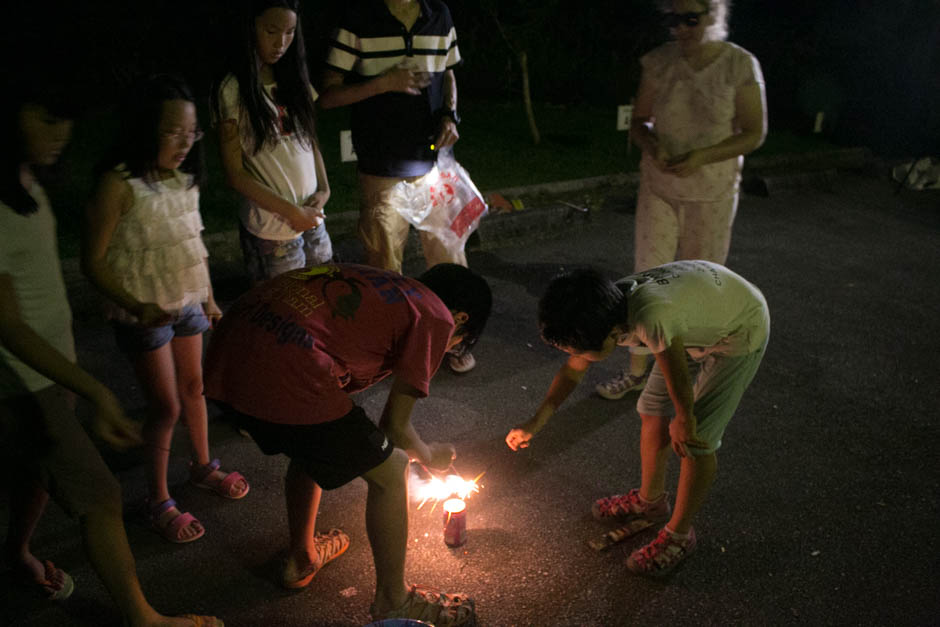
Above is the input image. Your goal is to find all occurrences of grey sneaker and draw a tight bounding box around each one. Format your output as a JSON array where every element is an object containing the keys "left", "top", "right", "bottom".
[
  {"left": 591, "top": 488, "right": 671, "bottom": 522},
  {"left": 595, "top": 370, "right": 647, "bottom": 400}
]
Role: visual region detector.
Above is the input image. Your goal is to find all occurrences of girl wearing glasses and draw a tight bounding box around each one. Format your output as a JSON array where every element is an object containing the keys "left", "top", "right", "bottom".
[
  {"left": 83, "top": 74, "right": 249, "bottom": 545},
  {"left": 596, "top": 0, "right": 766, "bottom": 400},
  {"left": 212, "top": 0, "right": 333, "bottom": 285}
]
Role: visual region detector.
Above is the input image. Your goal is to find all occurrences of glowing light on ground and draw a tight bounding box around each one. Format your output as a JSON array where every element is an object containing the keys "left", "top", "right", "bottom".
[{"left": 409, "top": 464, "right": 483, "bottom": 512}]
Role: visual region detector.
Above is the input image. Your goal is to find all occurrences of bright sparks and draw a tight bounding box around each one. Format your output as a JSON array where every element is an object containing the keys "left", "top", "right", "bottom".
[{"left": 410, "top": 465, "right": 482, "bottom": 511}]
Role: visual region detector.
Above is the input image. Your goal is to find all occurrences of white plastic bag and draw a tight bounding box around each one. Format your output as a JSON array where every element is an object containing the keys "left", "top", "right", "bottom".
[{"left": 391, "top": 147, "right": 488, "bottom": 254}]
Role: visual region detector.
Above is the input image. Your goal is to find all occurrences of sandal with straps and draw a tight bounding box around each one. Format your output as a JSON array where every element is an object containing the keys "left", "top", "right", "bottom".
[
  {"left": 149, "top": 497, "right": 205, "bottom": 544},
  {"left": 371, "top": 584, "right": 477, "bottom": 626},
  {"left": 189, "top": 458, "right": 249, "bottom": 500},
  {"left": 282, "top": 528, "right": 350, "bottom": 589}
]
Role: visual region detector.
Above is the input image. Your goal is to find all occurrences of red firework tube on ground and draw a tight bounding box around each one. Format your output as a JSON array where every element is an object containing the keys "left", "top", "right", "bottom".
[{"left": 443, "top": 498, "right": 468, "bottom": 547}]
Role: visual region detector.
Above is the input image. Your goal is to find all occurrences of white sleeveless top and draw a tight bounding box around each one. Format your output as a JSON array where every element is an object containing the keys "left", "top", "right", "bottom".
[{"left": 104, "top": 166, "right": 210, "bottom": 322}]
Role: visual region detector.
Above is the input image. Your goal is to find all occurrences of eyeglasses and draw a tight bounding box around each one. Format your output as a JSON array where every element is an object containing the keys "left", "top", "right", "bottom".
[
  {"left": 159, "top": 128, "right": 205, "bottom": 143},
  {"left": 662, "top": 11, "right": 708, "bottom": 28}
]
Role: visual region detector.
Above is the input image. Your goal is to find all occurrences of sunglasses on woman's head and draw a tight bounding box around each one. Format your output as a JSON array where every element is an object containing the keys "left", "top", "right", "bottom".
[{"left": 662, "top": 11, "right": 707, "bottom": 27}]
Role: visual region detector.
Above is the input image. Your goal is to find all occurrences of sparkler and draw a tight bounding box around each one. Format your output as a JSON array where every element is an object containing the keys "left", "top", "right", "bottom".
[{"left": 409, "top": 463, "right": 484, "bottom": 547}]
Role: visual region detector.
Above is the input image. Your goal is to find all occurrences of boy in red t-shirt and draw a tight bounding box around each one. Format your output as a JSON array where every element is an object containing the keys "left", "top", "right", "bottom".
[{"left": 205, "top": 262, "right": 489, "bottom": 625}]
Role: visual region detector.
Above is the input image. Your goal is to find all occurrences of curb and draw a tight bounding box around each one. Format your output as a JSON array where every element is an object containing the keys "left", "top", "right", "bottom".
[{"left": 61, "top": 146, "right": 875, "bottom": 320}]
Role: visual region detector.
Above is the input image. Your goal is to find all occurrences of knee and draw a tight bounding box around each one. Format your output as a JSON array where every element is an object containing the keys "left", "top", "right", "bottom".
[
  {"left": 148, "top": 398, "right": 181, "bottom": 427},
  {"left": 364, "top": 448, "right": 408, "bottom": 493},
  {"left": 178, "top": 373, "right": 204, "bottom": 404}
]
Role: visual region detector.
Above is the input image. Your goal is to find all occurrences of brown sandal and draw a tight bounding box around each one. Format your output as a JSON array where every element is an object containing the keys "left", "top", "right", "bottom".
[{"left": 371, "top": 584, "right": 476, "bottom": 626}]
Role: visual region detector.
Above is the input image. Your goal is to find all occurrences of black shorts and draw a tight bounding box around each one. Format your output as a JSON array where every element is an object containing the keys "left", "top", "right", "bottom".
[{"left": 220, "top": 404, "right": 393, "bottom": 490}]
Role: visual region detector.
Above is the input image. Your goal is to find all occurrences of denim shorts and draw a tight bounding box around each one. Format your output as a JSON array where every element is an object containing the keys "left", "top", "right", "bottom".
[
  {"left": 239, "top": 222, "right": 333, "bottom": 284},
  {"left": 111, "top": 303, "right": 209, "bottom": 354}
]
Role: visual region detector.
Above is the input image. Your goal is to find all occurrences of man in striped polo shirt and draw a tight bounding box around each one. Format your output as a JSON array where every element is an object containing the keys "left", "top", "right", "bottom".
[{"left": 320, "top": 0, "right": 477, "bottom": 374}]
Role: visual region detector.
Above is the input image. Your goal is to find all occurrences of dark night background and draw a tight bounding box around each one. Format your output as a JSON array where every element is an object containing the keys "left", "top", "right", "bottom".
[{"left": 5, "top": 0, "right": 940, "bottom": 158}]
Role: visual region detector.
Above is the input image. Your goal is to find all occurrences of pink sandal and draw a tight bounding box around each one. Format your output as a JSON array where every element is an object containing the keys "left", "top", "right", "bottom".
[
  {"left": 149, "top": 498, "right": 205, "bottom": 544},
  {"left": 189, "top": 458, "right": 249, "bottom": 500}
]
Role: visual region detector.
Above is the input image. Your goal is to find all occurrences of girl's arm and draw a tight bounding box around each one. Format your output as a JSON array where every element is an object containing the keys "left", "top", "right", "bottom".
[
  {"left": 217, "top": 119, "right": 318, "bottom": 232},
  {"left": 505, "top": 354, "right": 589, "bottom": 450},
  {"left": 82, "top": 171, "right": 171, "bottom": 326},
  {"left": 202, "top": 257, "right": 222, "bottom": 327},
  {"left": 0, "top": 273, "right": 142, "bottom": 449},
  {"left": 318, "top": 67, "right": 431, "bottom": 109},
  {"left": 302, "top": 140, "right": 330, "bottom": 217}
]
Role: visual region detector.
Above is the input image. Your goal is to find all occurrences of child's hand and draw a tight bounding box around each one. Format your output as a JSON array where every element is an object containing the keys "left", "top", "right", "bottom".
[
  {"left": 92, "top": 389, "right": 143, "bottom": 451},
  {"left": 426, "top": 442, "right": 456, "bottom": 470},
  {"left": 135, "top": 303, "right": 172, "bottom": 327},
  {"left": 505, "top": 427, "right": 534, "bottom": 451},
  {"left": 305, "top": 190, "right": 330, "bottom": 212},
  {"left": 668, "top": 415, "right": 709, "bottom": 458},
  {"left": 203, "top": 299, "right": 222, "bottom": 328},
  {"left": 287, "top": 205, "right": 318, "bottom": 232}
]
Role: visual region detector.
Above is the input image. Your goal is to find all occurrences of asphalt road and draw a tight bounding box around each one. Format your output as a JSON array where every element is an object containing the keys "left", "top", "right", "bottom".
[{"left": 3, "top": 171, "right": 939, "bottom": 626}]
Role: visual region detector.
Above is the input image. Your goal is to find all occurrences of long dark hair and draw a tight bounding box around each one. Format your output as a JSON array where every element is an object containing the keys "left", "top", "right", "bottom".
[
  {"left": 0, "top": 76, "right": 81, "bottom": 215},
  {"left": 211, "top": 0, "right": 318, "bottom": 155},
  {"left": 98, "top": 74, "right": 205, "bottom": 189}
]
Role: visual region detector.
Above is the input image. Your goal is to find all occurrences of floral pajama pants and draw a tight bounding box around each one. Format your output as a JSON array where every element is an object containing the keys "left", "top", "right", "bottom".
[{"left": 633, "top": 180, "right": 739, "bottom": 272}]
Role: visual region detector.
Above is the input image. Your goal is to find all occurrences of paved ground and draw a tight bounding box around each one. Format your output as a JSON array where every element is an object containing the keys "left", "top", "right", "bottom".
[{"left": 2, "top": 169, "right": 938, "bottom": 626}]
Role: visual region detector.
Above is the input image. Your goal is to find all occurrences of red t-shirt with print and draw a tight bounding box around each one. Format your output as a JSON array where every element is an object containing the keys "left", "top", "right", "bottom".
[{"left": 204, "top": 264, "right": 455, "bottom": 425}]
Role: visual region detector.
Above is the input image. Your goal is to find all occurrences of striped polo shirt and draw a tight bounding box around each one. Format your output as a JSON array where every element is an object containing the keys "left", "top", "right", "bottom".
[{"left": 326, "top": 0, "right": 462, "bottom": 177}]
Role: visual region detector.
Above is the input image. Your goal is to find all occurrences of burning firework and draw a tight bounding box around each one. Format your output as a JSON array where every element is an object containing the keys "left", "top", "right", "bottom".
[{"left": 409, "top": 464, "right": 483, "bottom": 511}]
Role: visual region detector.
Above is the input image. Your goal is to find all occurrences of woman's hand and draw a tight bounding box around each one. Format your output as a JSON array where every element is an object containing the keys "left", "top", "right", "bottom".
[{"left": 666, "top": 149, "right": 707, "bottom": 177}]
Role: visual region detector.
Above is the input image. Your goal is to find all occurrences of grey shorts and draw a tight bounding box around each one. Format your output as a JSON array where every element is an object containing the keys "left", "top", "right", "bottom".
[
  {"left": 111, "top": 303, "right": 209, "bottom": 353},
  {"left": 0, "top": 385, "right": 123, "bottom": 518},
  {"left": 636, "top": 340, "right": 768, "bottom": 455},
  {"left": 239, "top": 222, "right": 333, "bottom": 284}
]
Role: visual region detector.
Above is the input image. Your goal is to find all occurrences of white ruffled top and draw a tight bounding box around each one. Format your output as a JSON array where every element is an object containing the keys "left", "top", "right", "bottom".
[{"left": 104, "top": 165, "right": 210, "bottom": 322}]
